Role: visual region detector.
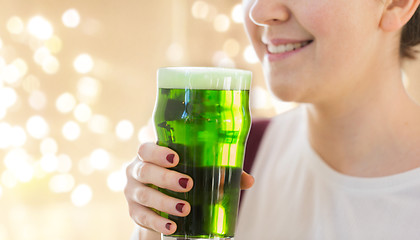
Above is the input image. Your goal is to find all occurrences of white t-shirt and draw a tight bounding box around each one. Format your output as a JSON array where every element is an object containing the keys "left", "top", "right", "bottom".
[{"left": 236, "top": 105, "right": 420, "bottom": 240}]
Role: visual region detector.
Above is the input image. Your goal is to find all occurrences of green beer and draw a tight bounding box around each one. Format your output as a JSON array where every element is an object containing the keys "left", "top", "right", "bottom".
[{"left": 154, "top": 67, "right": 251, "bottom": 239}]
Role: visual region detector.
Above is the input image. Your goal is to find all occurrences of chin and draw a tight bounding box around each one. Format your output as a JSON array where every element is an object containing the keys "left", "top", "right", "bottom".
[
  {"left": 265, "top": 74, "right": 305, "bottom": 103},
  {"left": 268, "top": 83, "right": 304, "bottom": 103}
]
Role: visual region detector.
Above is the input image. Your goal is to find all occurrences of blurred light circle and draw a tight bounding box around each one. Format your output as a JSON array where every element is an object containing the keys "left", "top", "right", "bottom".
[
  {"left": 49, "top": 174, "right": 75, "bottom": 193},
  {"left": 231, "top": 4, "right": 244, "bottom": 23},
  {"left": 6, "top": 16, "right": 24, "bottom": 35},
  {"left": 88, "top": 114, "right": 110, "bottom": 134},
  {"left": 107, "top": 170, "right": 126, "bottom": 192},
  {"left": 33, "top": 161, "right": 46, "bottom": 179},
  {"left": 191, "top": 1, "right": 209, "bottom": 19},
  {"left": 40, "top": 154, "right": 58, "bottom": 173},
  {"left": 1, "top": 65, "right": 20, "bottom": 84},
  {"left": 10, "top": 126, "right": 27, "bottom": 147},
  {"left": 74, "top": 103, "right": 92, "bottom": 122},
  {"left": 62, "top": 121, "right": 81, "bottom": 141},
  {"left": 16, "top": 163, "right": 34, "bottom": 183},
  {"left": 28, "top": 90, "right": 47, "bottom": 110},
  {"left": 0, "top": 87, "right": 17, "bottom": 109},
  {"left": 243, "top": 45, "right": 260, "bottom": 64},
  {"left": 1, "top": 170, "right": 17, "bottom": 188},
  {"left": 34, "top": 47, "right": 51, "bottom": 65},
  {"left": 41, "top": 55, "right": 60, "bottom": 74},
  {"left": 40, "top": 137, "right": 58, "bottom": 155},
  {"left": 251, "top": 86, "right": 271, "bottom": 110},
  {"left": 27, "top": 16, "right": 53, "bottom": 40},
  {"left": 73, "top": 54, "right": 94, "bottom": 74},
  {"left": 62, "top": 9, "right": 80, "bottom": 28},
  {"left": 12, "top": 58, "right": 28, "bottom": 79},
  {"left": 0, "top": 122, "right": 12, "bottom": 149},
  {"left": 214, "top": 14, "right": 230, "bottom": 32},
  {"left": 116, "top": 120, "right": 134, "bottom": 141},
  {"left": 77, "top": 77, "right": 100, "bottom": 102},
  {"left": 56, "top": 92, "right": 76, "bottom": 113},
  {"left": 166, "top": 43, "right": 184, "bottom": 63},
  {"left": 57, "top": 154, "right": 72, "bottom": 173},
  {"left": 212, "top": 51, "right": 226, "bottom": 65},
  {"left": 71, "top": 184, "right": 92, "bottom": 207},
  {"left": 89, "top": 148, "right": 110, "bottom": 170},
  {"left": 223, "top": 39, "right": 240, "bottom": 57},
  {"left": 0, "top": 108, "right": 6, "bottom": 120},
  {"left": 212, "top": 51, "right": 235, "bottom": 68},
  {"left": 45, "top": 36, "right": 63, "bottom": 54},
  {"left": 26, "top": 115, "right": 49, "bottom": 139},
  {"left": 218, "top": 57, "right": 235, "bottom": 68},
  {"left": 4, "top": 148, "right": 29, "bottom": 171},
  {"left": 137, "top": 123, "right": 156, "bottom": 143}
]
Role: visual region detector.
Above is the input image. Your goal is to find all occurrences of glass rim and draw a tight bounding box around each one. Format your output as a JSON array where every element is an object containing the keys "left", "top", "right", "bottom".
[{"left": 157, "top": 66, "right": 252, "bottom": 90}]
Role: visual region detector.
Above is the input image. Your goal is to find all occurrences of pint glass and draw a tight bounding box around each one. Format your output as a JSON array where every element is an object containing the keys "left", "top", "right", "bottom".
[{"left": 153, "top": 67, "right": 252, "bottom": 240}]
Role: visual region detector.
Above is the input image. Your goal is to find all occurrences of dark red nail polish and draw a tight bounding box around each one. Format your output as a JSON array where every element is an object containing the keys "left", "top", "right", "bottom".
[
  {"left": 176, "top": 203, "right": 185, "bottom": 213},
  {"left": 166, "top": 154, "right": 175, "bottom": 164},
  {"left": 179, "top": 178, "right": 188, "bottom": 188},
  {"left": 165, "top": 222, "right": 171, "bottom": 230}
]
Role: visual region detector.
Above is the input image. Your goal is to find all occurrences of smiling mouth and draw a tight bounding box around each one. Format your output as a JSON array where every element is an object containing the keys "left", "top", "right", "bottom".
[{"left": 267, "top": 40, "right": 313, "bottom": 54}]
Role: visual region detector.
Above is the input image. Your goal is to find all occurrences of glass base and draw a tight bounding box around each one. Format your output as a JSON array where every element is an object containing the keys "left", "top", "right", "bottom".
[{"left": 161, "top": 235, "right": 233, "bottom": 240}]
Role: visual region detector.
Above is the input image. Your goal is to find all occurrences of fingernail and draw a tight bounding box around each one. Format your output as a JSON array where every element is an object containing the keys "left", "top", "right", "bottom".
[
  {"left": 166, "top": 154, "right": 175, "bottom": 164},
  {"left": 179, "top": 178, "right": 188, "bottom": 188},
  {"left": 176, "top": 203, "right": 185, "bottom": 213},
  {"left": 165, "top": 222, "right": 171, "bottom": 230}
]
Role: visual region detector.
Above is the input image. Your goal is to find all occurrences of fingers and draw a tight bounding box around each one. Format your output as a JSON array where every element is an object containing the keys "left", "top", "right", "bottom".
[
  {"left": 131, "top": 160, "right": 194, "bottom": 192},
  {"left": 128, "top": 202, "right": 177, "bottom": 235},
  {"left": 240, "top": 171, "right": 255, "bottom": 190},
  {"left": 132, "top": 184, "right": 191, "bottom": 217},
  {"left": 138, "top": 142, "right": 179, "bottom": 167}
]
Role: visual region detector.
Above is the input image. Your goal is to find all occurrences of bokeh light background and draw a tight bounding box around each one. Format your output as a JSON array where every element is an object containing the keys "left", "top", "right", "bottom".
[{"left": 0, "top": 1, "right": 419, "bottom": 240}]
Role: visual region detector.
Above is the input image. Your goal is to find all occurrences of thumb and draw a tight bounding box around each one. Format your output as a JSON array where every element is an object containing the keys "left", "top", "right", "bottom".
[{"left": 240, "top": 171, "right": 255, "bottom": 190}]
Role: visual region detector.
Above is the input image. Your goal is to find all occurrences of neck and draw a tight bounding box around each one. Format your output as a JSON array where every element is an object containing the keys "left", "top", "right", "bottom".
[{"left": 306, "top": 68, "right": 420, "bottom": 177}]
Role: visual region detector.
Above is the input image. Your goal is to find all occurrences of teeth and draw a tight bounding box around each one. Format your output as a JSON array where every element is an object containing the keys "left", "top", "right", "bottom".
[{"left": 267, "top": 41, "right": 311, "bottom": 54}]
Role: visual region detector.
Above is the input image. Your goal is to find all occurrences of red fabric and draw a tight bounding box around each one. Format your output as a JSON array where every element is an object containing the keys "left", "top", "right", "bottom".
[
  {"left": 239, "top": 118, "right": 271, "bottom": 209},
  {"left": 243, "top": 119, "right": 271, "bottom": 173}
]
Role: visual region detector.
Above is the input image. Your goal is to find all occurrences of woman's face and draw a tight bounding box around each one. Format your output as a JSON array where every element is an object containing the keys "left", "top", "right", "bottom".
[{"left": 243, "top": 0, "right": 391, "bottom": 104}]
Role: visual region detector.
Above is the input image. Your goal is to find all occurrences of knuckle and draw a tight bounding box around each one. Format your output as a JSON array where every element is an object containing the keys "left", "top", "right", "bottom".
[
  {"left": 160, "top": 169, "right": 171, "bottom": 184},
  {"left": 137, "top": 213, "right": 150, "bottom": 227},
  {"left": 136, "top": 162, "right": 150, "bottom": 182},
  {"left": 126, "top": 158, "right": 137, "bottom": 176},
  {"left": 135, "top": 187, "right": 150, "bottom": 206}
]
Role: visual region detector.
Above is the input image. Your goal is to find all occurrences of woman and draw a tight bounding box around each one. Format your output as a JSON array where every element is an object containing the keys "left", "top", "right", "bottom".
[{"left": 125, "top": 0, "right": 420, "bottom": 238}]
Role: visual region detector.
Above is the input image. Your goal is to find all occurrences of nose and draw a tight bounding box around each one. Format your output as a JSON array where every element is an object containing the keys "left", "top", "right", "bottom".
[{"left": 249, "top": 0, "right": 290, "bottom": 26}]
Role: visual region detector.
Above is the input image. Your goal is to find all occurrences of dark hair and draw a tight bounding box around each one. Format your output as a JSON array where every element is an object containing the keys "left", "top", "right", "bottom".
[{"left": 401, "top": 7, "right": 420, "bottom": 59}]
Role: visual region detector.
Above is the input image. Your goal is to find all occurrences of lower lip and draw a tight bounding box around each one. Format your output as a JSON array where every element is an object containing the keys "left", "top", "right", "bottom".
[{"left": 265, "top": 42, "right": 311, "bottom": 62}]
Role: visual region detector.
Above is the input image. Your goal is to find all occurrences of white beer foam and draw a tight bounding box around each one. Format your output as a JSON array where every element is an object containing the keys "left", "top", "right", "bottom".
[{"left": 157, "top": 67, "right": 252, "bottom": 90}]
